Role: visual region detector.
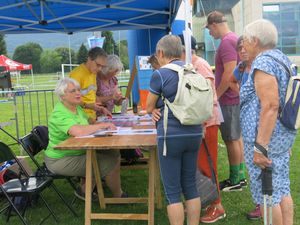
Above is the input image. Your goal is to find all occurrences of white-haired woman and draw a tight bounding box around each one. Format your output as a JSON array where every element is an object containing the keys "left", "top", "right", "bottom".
[
  {"left": 241, "top": 19, "right": 297, "bottom": 225},
  {"left": 146, "top": 35, "right": 202, "bottom": 225},
  {"left": 96, "top": 55, "right": 124, "bottom": 115},
  {"left": 45, "top": 77, "right": 126, "bottom": 200}
]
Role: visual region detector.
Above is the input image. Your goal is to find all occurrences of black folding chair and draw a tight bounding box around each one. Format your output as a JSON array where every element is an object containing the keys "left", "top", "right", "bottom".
[
  {"left": 0, "top": 125, "right": 78, "bottom": 217},
  {"left": 0, "top": 141, "right": 58, "bottom": 225}
]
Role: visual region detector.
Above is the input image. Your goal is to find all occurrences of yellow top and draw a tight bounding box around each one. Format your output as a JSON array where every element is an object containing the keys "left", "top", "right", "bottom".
[{"left": 69, "top": 63, "right": 96, "bottom": 119}]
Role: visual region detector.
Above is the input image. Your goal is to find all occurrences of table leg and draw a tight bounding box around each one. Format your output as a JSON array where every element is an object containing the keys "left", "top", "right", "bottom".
[
  {"left": 85, "top": 150, "right": 92, "bottom": 225},
  {"left": 148, "top": 147, "right": 155, "bottom": 225},
  {"left": 154, "top": 147, "right": 162, "bottom": 209},
  {"left": 91, "top": 150, "right": 106, "bottom": 209}
]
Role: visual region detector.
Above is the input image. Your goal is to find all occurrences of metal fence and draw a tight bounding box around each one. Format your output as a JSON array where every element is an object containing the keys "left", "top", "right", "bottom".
[
  {"left": 0, "top": 89, "right": 57, "bottom": 140},
  {"left": 0, "top": 85, "right": 130, "bottom": 140}
]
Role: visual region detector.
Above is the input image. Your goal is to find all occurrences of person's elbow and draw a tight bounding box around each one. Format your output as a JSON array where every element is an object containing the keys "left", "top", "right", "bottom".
[
  {"left": 261, "top": 99, "right": 280, "bottom": 114},
  {"left": 268, "top": 101, "right": 280, "bottom": 112}
]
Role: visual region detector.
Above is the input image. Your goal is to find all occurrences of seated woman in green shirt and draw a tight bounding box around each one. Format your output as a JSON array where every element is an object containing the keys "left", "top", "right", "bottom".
[{"left": 45, "top": 77, "right": 126, "bottom": 200}]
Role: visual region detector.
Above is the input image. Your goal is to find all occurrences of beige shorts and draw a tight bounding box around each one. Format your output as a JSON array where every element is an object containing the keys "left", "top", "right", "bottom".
[{"left": 45, "top": 150, "right": 120, "bottom": 178}]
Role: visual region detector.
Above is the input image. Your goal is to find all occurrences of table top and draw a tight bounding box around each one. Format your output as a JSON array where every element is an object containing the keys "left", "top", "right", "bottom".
[{"left": 54, "top": 134, "right": 157, "bottom": 150}]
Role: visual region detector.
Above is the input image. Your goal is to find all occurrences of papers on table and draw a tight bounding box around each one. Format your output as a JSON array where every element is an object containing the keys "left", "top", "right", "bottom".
[
  {"left": 76, "top": 127, "right": 156, "bottom": 138},
  {"left": 97, "top": 114, "right": 154, "bottom": 127},
  {"left": 73, "top": 114, "right": 155, "bottom": 138}
]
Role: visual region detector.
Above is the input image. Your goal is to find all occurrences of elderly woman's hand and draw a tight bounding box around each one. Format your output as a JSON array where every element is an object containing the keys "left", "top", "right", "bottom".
[
  {"left": 113, "top": 91, "right": 123, "bottom": 101},
  {"left": 151, "top": 108, "right": 161, "bottom": 123},
  {"left": 92, "top": 103, "right": 112, "bottom": 117},
  {"left": 101, "top": 122, "right": 116, "bottom": 130},
  {"left": 253, "top": 151, "right": 272, "bottom": 169}
]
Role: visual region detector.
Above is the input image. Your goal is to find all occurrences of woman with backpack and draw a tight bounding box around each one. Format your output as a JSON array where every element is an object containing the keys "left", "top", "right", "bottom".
[
  {"left": 240, "top": 19, "right": 297, "bottom": 225},
  {"left": 146, "top": 35, "right": 202, "bottom": 225}
]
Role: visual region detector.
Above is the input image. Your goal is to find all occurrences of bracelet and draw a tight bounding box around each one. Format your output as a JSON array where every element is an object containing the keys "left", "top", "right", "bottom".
[
  {"left": 254, "top": 147, "right": 263, "bottom": 154},
  {"left": 254, "top": 142, "right": 268, "bottom": 157}
]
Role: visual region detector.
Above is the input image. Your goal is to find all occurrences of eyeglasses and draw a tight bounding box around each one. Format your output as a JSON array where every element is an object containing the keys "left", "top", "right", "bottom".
[
  {"left": 94, "top": 60, "right": 106, "bottom": 68},
  {"left": 66, "top": 88, "right": 80, "bottom": 94}
]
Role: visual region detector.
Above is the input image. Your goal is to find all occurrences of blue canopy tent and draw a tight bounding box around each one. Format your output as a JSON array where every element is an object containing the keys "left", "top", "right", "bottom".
[
  {"left": 0, "top": 0, "right": 181, "bottom": 34},
  {"left": 0, "top": 0, "right": 240, "bottom": 34}
]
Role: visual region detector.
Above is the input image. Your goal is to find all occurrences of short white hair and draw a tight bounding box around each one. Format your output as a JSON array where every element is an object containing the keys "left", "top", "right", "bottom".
[
  {"left": 101, "top": 55, "right": 123, "bottom": 75},
  {"left": 243, "top": 19, "right": 278, "bottom": 48},
  {"left": 156, "top": 35, "right": 182, "bottom": 59},
  {"left": 55, "top": 77, "right": 80, "bottom": 100}
]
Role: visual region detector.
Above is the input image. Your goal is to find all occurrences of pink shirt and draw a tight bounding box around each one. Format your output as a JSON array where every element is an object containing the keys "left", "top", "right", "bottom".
[
  {"left": 192, "top": 55, "right": 221, "bottom": 127},
  {"left": 96, "top": 76, "right": 118, "bottom": 113}
]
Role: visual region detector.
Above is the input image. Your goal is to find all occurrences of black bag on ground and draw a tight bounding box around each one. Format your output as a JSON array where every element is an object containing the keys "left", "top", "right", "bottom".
[
  {"left": 120, "top": 148, "right": 144, "bottom": 165},
  {"left": 195, "top": 140, "right": 219, "bottom": 209}
]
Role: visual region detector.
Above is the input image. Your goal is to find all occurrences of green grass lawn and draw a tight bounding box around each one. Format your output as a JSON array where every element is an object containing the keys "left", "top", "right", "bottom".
[
  {"left": 0, "top": 73, "right": 300, "bottom": 225},
  {"left": 2, "top": 140, "right": 300, "bottom": 225}
]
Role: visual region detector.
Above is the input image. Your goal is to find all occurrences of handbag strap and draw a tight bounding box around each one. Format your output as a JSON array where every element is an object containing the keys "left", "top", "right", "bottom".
[{"left": 202, "top": 139, "right": 217, "bottom": 185}]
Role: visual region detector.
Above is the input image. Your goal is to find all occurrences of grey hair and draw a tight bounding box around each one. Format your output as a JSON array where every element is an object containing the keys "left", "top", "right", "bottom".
[
  {"left": 101, "top": 55, "right": 123, "bottom": 75},
  {"left": 55, "top": 77, "right": 80, "bottom": 100},
  {"left": 243, "top": 19, "right": 278, "bottom": 48},
  {"left": 156, "top": 35, "right": 182, "bottom": 59}
]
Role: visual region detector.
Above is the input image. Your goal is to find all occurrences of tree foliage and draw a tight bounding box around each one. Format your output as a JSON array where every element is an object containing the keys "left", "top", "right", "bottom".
[
  {"left": 0, "top": 34, "right": 7, "bottom": 55},
  {"left": 55, "top": 47, "right": 76, "bottom": 65},
  {"left": 77, "top": 43, "right": 88, "bottom": 64},
  {"left": 40, "top": 50, "right": 61, "bottom": 73},
  {"left": 13, "top": 42, "right": 43, "bottom": 73},
  {"left": 119, "top": 40, "right": 129, "bottom": 70},
  {"left": 102, "top": 31, "right": 118, "bottom": 55}
]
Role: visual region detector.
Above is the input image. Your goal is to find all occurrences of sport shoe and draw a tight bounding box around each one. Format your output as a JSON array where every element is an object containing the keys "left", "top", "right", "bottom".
[
  {"left": 201, "top": 204, "right": 226, "bottom": 223},
  {"left": 246, "top": 204, "right": 262, "bottom": 220},
  {"left": 74, "top": 187, "right": 98, "bottom": 202},
  {"left": 240, "top": 179, "right": 248, "bottom": 188},
  {"left": 219, "top": 179, "right": 242, "bottom": 192}
]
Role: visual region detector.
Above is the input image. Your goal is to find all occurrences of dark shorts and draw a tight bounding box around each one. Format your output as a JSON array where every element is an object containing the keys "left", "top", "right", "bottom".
[{"left": 219, "top": 104, "right": 241, "bottom": 141}]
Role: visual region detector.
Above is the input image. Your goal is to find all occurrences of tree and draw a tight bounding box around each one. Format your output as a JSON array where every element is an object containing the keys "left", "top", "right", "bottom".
[
  {"left": 0, "top": 34, "right": 7, "bottom": 55},
  {"left": 77, "top": 43, "right": 88, "bottom": 64},
  {"left": 55, "top": 47, "right": 76, "bottom": 65},
  {"left": 119, "top": 40, "right": 129, "bottom": 70},
  {"left": 102, "top": 31, "right": 118, "bottom": 55},
  {"left": 40, "top": 50, "right": 61, "bottom": 73},
  {"left": 13, "top": 43, "right": 43, "bottom": 73}
]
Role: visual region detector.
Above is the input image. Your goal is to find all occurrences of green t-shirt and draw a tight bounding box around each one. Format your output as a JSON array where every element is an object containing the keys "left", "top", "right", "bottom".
[{"left": 45, "top": 102, "right": 88, "bottom": 158}]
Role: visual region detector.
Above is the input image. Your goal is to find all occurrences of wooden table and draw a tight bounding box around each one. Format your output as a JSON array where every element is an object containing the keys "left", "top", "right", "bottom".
[{"left": 55, "top": 133, "right": 162, "bottom": 225}]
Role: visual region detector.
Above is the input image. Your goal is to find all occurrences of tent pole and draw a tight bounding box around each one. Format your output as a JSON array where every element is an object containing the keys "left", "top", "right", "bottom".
[
  {"left": 31, "top": 69, "right": 34, "bottom": 89},
  {"left": 68, "top": 34, "right": 72, "bottom": 71}
]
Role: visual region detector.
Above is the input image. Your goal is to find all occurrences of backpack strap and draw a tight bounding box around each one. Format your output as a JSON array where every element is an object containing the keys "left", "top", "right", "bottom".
[
  {"left": 162, "top": 63, "right": 196, "bottom": 75},
  {"left": 161, "top": 63, "right": 183, "bottom": 73},
  {"left": 163, "top": 102, "right": 168, "bottom": 156},
  {"left": 160, "top": 63, "right": 184, "bottom": 156},
  {"left": 264, "top": 55, "right": 295, "bottom": 77},
  {"left": 263, "top": 54, "right": 298, "bottom": 116}
]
